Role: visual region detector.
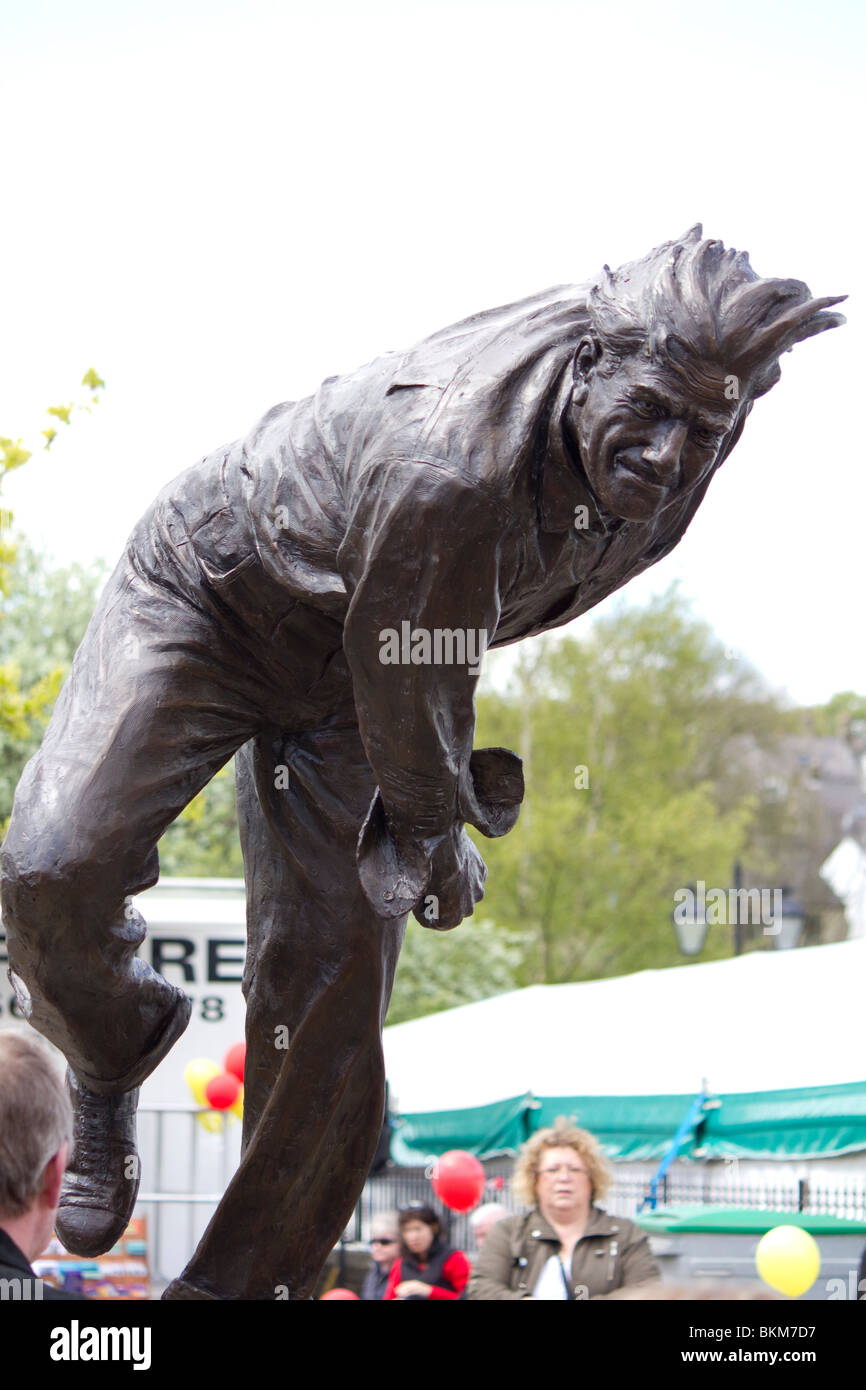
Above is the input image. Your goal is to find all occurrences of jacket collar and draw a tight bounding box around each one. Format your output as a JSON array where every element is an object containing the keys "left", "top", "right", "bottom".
[
  {"left": 524, "top": 1205, "right": 622, "bottom": 1245},
  {"left": 0, "top": 1226, "right": 35, "bottom": 1275}
]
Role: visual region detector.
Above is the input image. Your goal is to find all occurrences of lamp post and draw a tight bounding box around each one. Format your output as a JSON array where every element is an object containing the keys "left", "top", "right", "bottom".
[
  {"left": 671, "top": 873, "right": 807, "bottom": 957},
  {"left": 769, "top": 887, "right": 807, "bottom": 951},
  {"left": 671, "top": 882, "right": 709, "bottom": 956},
  {"left": 733, "top": 860, "right": 743, "bottom": 956},
  {"left": 671, "top": 862, "right": 747, "bottom": 958}
]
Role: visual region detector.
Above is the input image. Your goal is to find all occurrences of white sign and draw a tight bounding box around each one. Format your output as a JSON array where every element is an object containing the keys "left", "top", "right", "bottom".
[{"left": 0, "top": 878, "right": 249, "bottom": 1105}]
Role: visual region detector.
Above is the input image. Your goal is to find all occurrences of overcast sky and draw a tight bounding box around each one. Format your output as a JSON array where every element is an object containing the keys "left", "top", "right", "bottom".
[{"left": 1, "top": 0, "right": 863, "bottom": 705}]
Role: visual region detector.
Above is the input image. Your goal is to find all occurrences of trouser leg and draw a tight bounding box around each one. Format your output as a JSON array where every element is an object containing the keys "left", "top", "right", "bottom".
[
  {"left": 0, "top": 510, "right": 272, "bottom": 1093},
  {"left": 168, "top": 718, "right": 405, "bottom": 1300}
]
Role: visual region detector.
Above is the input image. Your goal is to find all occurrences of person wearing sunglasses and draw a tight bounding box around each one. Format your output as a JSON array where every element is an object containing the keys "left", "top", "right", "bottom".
[
  {"left": 360, "top": 1212, "right": 401, "bottom": 1300},
  {"left": 468, "top": 1120, "right": 659, "bottom": 1300}
]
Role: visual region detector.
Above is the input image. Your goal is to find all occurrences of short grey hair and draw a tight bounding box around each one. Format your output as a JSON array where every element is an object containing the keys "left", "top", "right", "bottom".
[
  {"left": 370, "top": 1208, "right": 399, "bottom": 1238},
  {"left": 0, "top": 1029, "right": 72, "bottom": 1219},
  {"left": 469, "top": 1202, "right": 508, "bottom": 1230}
]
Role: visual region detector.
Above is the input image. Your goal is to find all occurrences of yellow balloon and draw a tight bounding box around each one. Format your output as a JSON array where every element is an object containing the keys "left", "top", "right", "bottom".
[
  {"left": 196, "top": 1109, "right": 224, "bottom": 1134},
  {"left": 755, "top": 1226, "right": 820, "bottom": 1298},
  {"left": 231, "top": 1085, "right": 244, "bottom": 1121},
  {"left": 183, "top": 1057, "right": 220, "bottom": 1106}
]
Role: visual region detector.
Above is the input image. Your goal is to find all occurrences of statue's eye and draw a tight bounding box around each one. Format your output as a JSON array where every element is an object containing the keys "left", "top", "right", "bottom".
[
  {"left": 694, "top": 427, "right": 722, "bottom": 448},
  {"left": 633, "top": 399, "right": 667, "bottom": 420}
]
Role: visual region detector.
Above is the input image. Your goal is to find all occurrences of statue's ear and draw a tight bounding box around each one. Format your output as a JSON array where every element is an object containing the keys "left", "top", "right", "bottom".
[{"left": 572, "top": 334, "right": 601, "bottom": 405}]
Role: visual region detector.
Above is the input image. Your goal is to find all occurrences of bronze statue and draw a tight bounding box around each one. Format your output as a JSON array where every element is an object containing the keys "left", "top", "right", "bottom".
[{"left": 0, "top": 227, "right": 845, "bottom": 1299}]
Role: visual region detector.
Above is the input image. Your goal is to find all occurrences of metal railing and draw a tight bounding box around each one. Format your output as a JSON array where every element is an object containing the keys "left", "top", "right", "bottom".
[
  {"left": 135, "top": 1103, "right": 242, "bottom": 1281},
  {"left": 357, "top": 1165, "right": 866, "bottom": 1237},
  {"left": 606, "top": 1172, "right": 866, "bottom": 1221}
]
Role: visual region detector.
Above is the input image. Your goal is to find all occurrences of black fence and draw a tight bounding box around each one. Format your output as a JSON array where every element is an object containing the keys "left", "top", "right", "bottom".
[{"left": 346, "top": 1160, "right": 866, "bottom": 1248}]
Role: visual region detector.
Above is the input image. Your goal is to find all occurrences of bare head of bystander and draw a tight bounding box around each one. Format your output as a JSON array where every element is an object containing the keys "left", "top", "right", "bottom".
[{"left": 0, "top": 1029, "right": 75, "bottom": 1299}]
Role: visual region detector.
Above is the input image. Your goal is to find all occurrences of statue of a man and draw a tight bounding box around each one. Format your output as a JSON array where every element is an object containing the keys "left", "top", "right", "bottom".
[{"left": 0, "top": 227, "right": 844, "bottom": 1299}]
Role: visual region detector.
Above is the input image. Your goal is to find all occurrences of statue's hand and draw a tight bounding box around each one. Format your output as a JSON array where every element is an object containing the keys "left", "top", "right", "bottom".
[
  {"left": 357, "top": 745, "right": 521, "bottom": 923},
  {"left": 413, "top": 825, "right": 487, "bottom": 931}
]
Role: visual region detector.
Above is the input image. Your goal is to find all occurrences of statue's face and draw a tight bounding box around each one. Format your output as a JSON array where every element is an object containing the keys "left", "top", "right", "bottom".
[{"left": 569, "top": 348, "right": 740, "bottom": 523}]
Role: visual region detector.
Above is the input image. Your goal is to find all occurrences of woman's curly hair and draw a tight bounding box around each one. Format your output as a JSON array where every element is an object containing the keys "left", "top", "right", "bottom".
[{"left": 511, "top": 1118, "right": 612, "bottom": 1208}]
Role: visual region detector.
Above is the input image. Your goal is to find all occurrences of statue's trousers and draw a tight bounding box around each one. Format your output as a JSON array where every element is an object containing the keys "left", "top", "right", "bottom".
[{"left": 1, "top": 485, "right": 404, "bottom": 1298}]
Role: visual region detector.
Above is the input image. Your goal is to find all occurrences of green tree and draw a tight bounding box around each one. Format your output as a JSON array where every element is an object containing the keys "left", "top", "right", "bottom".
[
  {"left": 387, "top": 917, "right": 528, "bottom": 1024},
  {"left": 157, "top": 764, "right": 244, "bottom": 878},
  {"left": 0, "top": 542, "right": 243, "bottom": 875},
  {"left": 805, "top": 690, "right": 866, "bottom": 742},
  {"left": 471, "top": 587, "right": 783, "bottom": 983},
  {"left": 0, "top": 370, "right": 103, "bottom": 594},
  {"left": 0, "top": 541, "right": 107, "bottom": 825},
  {"left": 0, "top": 373, "right": 105, "bottom": 827}
]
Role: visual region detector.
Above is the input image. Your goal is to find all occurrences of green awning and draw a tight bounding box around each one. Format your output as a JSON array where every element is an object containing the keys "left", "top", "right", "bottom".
[
  {"left": 389, "top": 1092, "right": 534, "bottom": 1166},
  {"left": 531, "top": 1094, "right": 704, "bottom": 1161},
  {"left": 390, "top": 1080, "right": 866, "bottom": 1164},
  {"left": 699, "top": 1081, "right": 866, "bottom": 1159},
  {"left": 636, "top": 1205, "right": 866, "bottom": 1235}
]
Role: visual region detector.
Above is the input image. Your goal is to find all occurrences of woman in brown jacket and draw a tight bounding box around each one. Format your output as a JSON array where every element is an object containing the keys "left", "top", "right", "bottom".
[{"left": 468, "top": 1120, "right": 660, "bottom": 1300}]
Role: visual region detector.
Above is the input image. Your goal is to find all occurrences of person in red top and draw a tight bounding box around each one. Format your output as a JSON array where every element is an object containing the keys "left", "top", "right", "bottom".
[{"left": 384, "top": 1203, "right": 469, "bottom": 1300}]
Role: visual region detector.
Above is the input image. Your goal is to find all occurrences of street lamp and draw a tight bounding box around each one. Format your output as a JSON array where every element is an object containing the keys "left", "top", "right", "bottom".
[
  {"left": 769, "top": 888, "right": 807, "bottom": 951},
  {"left": 672, "top": 882, "right": 709, "bottom": 956}
]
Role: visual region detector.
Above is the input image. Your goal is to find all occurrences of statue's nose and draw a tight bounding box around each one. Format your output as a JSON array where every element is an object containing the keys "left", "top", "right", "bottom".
[{"left": 642, "top": 421, "right": 688, "bottom": 481}]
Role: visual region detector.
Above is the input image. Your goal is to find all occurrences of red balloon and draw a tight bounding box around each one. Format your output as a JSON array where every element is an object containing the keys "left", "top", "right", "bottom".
[
  {"left": 320, "top": 1288, "right": 359, "bottom": 1300},
  {"left": 224, "top": 1042, "right": 246, "bottom": 1083},
  {"left": 205, "top": 1071, "right": 241, "bottom": 1110},
  {"left": 431, "top": 1150, "right": 485, "bottom": 1213}
]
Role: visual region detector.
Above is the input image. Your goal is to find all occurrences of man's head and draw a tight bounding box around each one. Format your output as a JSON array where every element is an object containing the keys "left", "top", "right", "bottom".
[
  {"left": 0, "top": 1030, "right": 72, "bottom": 1261},
  {"left": 568, "top": 226, "right": 845, "bottom": 523},
  {"left": 469, "top": 1201, "right": 508, "bottom": 1250},
  {"left": 369, "top": 1209, "right": 400, "bottom": 1270}
]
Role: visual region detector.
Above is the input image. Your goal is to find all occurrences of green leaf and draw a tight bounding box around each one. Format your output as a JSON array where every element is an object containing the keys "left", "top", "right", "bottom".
[{"left": 0, "top": 438, "right": 32, "bottom": 474}]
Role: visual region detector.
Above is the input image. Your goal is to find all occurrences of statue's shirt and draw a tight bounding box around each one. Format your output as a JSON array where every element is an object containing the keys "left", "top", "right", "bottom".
[{"left": 162, "top": 288, "right": 733, "bottom": 837}]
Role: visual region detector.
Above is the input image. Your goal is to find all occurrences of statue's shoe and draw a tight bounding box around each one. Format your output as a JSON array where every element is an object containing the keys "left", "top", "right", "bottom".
[{"left": 55, "top": 1071, "right": 141, "bottom": 1258}]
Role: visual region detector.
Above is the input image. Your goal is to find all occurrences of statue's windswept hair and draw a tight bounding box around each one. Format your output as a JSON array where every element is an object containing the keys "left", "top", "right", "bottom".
[{"left": 589, "top": 224, "right": 846, "bottom": 397}]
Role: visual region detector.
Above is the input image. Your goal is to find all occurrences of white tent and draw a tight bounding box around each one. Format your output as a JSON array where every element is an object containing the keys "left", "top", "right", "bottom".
[{"left": 384, "top": 937, "right": 866, "bottom": 1115}]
